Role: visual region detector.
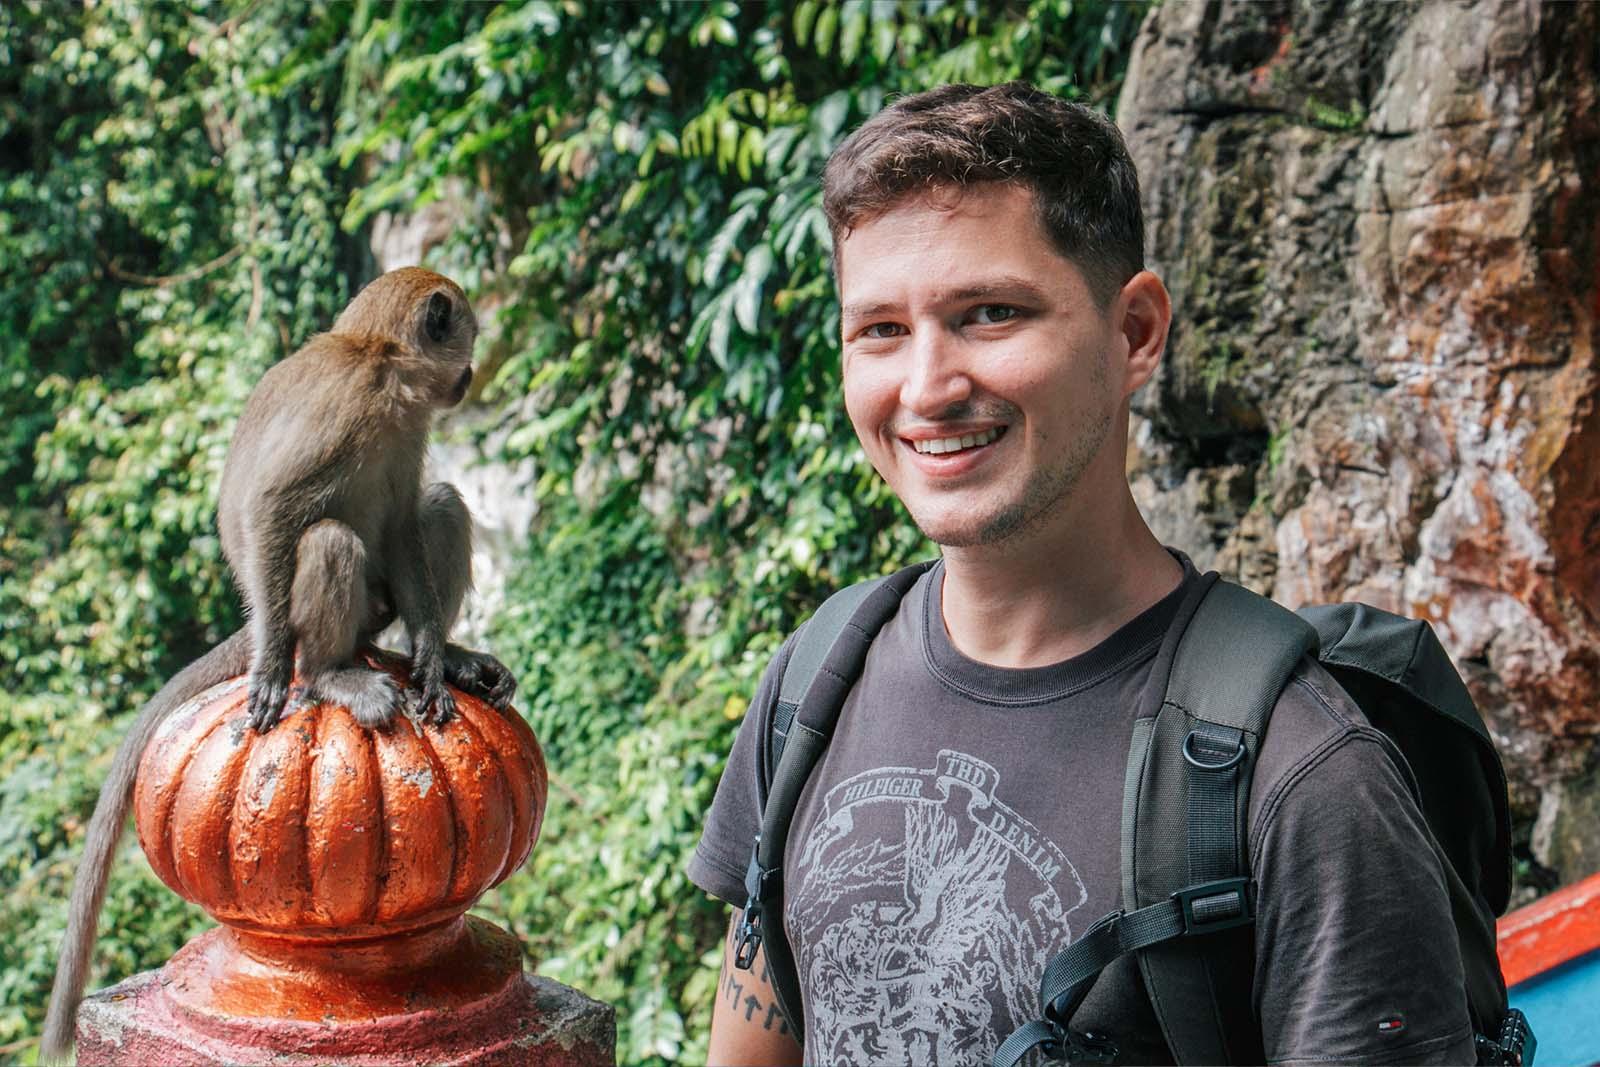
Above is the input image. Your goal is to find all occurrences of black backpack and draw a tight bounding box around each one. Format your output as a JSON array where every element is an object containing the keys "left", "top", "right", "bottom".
[{"left": 731, "top": 562, "right": 1535, "bottom": 1066}]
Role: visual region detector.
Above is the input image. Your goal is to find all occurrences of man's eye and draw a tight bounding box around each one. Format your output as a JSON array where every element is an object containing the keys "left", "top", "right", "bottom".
[
  {"left": 861, "top": 323, "right": 907, "bottom": 339},
  {"left": 971, "top": 304, "right": 1019, "bottom": 325}
]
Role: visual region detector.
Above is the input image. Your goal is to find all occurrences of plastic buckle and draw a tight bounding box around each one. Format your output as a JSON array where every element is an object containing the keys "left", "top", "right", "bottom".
[
  {"left": 1038, "top": 994, "right": 1120, "bottom": 1064},
  {"left": 733, "top": 902, "right": 763, "bottom": 970},
  {"left": 1173, "top": 877, "right": 1255, "bottom": 935},
  {"left": 1475, "top": 1009, "right": 1536, "bottom": 1067},
  {"left": 1055, "top": 1028, "right": 1119, "bottom": 1065},
  {"left": 735, "top": 845, "right": 780, "bottom": 971}
]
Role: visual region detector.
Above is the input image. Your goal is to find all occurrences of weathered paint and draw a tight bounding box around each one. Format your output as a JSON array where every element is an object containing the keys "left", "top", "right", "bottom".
[
  {"left": 133, "top": 654, "right": 547, "bottom": 937},
  {"left": 75, "top": 963, "right": 615, "bottom": 1066},
  {"left": 1499, "top": 870, "right": 1600, "bottom": 1067},
  {"left": 1499, "top": 870, "right": 1600, "bottom": 986}
]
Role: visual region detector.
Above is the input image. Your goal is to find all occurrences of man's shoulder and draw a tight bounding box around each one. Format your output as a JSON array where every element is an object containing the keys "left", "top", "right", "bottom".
[{"left": 1246, "top": 656, "right": 1405, "bottom": 838}]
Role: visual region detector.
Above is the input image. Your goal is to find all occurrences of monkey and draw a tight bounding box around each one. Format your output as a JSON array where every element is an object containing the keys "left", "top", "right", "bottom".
[{"left": 40, "top": 267, "right": 517, "bottom": 1063}]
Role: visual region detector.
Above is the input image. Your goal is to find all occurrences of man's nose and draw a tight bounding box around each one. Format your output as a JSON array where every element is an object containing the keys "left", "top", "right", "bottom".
[{"left": 899, "top": 329, "right": 972, "bottom": 416}]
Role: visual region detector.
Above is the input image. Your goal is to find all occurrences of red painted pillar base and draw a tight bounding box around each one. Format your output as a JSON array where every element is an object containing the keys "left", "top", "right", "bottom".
[{"left": 74, "top": 920, "right": 615, "bottom": 1066}]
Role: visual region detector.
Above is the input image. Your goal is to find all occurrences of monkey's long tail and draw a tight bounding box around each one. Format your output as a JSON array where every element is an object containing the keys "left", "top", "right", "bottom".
[{"left": 39, "top": 628, "right": 252, "bottom": 1065}]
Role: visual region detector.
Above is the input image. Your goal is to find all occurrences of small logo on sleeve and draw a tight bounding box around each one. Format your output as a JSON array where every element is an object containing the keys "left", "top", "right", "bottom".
[{"left": 1377, "top": 1014, "right": 1407, "bottom": 1035}]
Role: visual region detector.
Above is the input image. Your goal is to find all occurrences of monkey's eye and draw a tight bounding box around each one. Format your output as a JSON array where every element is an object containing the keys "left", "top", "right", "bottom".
[{"left": 425, "top": 292, "right": 453, "bottom": 343}]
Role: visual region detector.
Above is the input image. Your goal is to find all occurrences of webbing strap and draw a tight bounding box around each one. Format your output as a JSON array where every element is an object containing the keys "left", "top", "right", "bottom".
[
  {"left": 1184, "top": 724, "right": 1246, "bottom": 884},
  {"left": 993, "top": 1020, "right": 1071, "bottom": 1067},
  {"left": 1039, "top": 900, "right": 1190, "bottom": 1020},
  {"left": 769, "top": 699, "right": 798, "bottom": 783},
  {"left": 992, "top": 878, "right": 1253, "bottom": 1067}
]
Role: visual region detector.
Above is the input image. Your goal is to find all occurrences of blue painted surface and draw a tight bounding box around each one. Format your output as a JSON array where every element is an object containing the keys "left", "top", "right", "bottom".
[{"left": 1508, "top": 947, "right": 1600, "bottom": 1067}]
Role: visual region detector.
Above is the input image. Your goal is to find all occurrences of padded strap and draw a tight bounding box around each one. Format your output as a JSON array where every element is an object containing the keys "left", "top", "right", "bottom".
[
  {"left": 758, "top": 562, "right": 935, "bottom": 871},
  {"left": 736, "top": 561, "right": 936, "bottom": 1040},
  {"left": 1134, "top": 578, "right": 1315, "bottom": 1065},
  {"left": 1165, "top": 580, "right": 1316, "bottom": 735},
  {"left": 766, "top": 573, "right": 888, "bottom": 780}
]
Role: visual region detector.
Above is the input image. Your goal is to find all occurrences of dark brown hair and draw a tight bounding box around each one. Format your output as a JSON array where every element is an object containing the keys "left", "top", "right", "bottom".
[{"left": 822, "top": 81, "right": 1144, "bottom": 306}]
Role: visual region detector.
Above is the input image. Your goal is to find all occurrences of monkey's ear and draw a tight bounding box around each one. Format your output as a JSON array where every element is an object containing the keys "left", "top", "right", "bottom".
[{"left": 425, "top": 292, "right": 453, "bottom": 343}]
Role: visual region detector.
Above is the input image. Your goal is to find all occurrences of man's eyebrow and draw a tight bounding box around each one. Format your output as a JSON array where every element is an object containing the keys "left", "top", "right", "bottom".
[
  {"left": 840, "top": 276, "right": 1052, "bottom": 322},
  {"left": 840, "top": 299, "right": 900, "bottom": 323}
]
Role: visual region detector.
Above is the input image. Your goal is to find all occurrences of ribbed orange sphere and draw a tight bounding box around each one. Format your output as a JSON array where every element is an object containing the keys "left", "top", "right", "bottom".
[{"left": 133, "top": 655, "right": 546, "bottom": 941}]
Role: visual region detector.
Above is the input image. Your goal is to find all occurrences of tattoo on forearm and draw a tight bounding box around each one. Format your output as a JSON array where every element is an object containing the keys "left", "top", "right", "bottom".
[
  {"left": 721, "top": 963, "right": 746, "bottom": 1010},
  {"left": 723, "top": 921, "right": 792, "bottom": 1035}
]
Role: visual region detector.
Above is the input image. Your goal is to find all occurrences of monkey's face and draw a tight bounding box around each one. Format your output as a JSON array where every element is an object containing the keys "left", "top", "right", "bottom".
[
  {"left": 336, "top": 268, "right": 479, "bottom": 409},
  {"left": 416, "top": 286, "right": 478, "bottom": 408}
]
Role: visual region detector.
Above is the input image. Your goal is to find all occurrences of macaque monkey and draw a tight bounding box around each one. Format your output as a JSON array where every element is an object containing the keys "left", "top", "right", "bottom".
[{"left": 40, "top": 267, "right": 516, "bottom": 1063}]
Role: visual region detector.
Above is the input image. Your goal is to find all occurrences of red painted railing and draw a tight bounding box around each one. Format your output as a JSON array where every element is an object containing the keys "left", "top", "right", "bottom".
[{"left": 1496, "top": 869, "right": 1600, "bottom": 987}]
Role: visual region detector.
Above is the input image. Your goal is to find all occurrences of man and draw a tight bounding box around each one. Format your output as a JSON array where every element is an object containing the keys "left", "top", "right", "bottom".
[{"left": 688, "top": 82, "right": 1475, "bottom": 1066}]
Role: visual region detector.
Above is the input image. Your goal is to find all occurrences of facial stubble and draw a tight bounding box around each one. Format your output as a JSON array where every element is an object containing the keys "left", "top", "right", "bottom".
[{"left": 909, "top": 352, "right": 1116, "bottom": 550}]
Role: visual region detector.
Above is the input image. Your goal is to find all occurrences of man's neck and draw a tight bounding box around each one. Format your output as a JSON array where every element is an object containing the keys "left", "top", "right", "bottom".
[{"left": 937, "top": 489, "right": 1184, "bottom": 669}]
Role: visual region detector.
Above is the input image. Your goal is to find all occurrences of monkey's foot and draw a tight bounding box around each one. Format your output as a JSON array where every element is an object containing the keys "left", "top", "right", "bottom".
[
  {"left": 410, "top": 674, "right": 457, "bottom": 727},
  {"left": 443, "top": 644, "right": 517, "bottom": 711},
  {"left": 247, "top": 667, "right": 295, "bottom": 733},
  {"left": 304, "top": 667, "right": 404, "bottom": 729}
]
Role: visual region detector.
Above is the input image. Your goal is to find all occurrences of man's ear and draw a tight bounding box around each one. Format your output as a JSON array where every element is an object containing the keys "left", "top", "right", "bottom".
[{"left": 1113, "top": 271, "right": 1172, "bottom": 398}]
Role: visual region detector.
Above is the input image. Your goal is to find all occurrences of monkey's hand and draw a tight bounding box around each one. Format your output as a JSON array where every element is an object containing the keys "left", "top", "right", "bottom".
[
  {"left": 443, "top": 643, "right": 518, "bottom": 711},
  {"left": 247, "top": 660, "right": 295, "bottom": 732}
]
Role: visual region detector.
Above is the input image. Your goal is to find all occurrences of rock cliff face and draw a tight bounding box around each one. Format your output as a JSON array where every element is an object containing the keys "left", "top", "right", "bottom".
[{"left": 1118, "top": 0, "right": 1600, "bottom": 890}]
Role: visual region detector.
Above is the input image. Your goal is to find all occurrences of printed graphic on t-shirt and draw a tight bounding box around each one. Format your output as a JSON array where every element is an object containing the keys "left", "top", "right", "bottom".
[{"left": 790, "top": 749, "right": 1088, "bottom": 1066}]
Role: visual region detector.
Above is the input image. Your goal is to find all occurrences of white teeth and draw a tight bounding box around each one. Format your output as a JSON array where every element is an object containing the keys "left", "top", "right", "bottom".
[{"left": 912, "top": 427, "right": 1002, "bottom": 454}]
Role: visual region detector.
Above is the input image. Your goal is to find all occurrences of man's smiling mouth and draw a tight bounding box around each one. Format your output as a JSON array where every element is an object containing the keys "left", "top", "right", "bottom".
[{"left": 909, "top": 426, "right": 1007, "bottom": 455}]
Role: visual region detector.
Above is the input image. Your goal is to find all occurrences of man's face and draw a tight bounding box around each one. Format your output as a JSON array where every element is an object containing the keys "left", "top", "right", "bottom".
[{"left": 837, "top": 183, "right": 1129, "bottom": 549}]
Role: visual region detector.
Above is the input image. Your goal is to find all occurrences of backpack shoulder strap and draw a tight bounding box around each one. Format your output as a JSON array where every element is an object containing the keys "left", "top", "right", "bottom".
[
  {"left": 995, "top": 575, "right": 1317, "bottom": 1067},
  {"left": 734, "top": 560, "right": 935, "bottom": 1039},
  {"left": 763, "top": 572, "right": 891, "bottom": 786},
  {"left": 1128, "top": 578, "right": 1318, "bottom": 1064}
]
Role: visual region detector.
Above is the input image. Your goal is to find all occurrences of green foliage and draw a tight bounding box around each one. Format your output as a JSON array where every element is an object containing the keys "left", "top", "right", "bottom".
[
  {"left": 0, "top": 1, "right": 1145, "bottom": 1061},
  {"left": 1304, "top": 96, "right": 1366, "bottom": 132}
]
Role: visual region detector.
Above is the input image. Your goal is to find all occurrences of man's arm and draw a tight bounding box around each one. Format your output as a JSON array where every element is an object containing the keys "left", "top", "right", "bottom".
[
  {"left": 1251, "top": 690, "right": 1477, "bottom": 1065},
  {"left": 708, "top": 910, "right": 804, "bottom": 1067}
]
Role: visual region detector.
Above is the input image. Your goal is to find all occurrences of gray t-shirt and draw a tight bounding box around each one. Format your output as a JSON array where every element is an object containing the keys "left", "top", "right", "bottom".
[{"left": 690, "top": 560, "right": 1476, "bottom": 1066}]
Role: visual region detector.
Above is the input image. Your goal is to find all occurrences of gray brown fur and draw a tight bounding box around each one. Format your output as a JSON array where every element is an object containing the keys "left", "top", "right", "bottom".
[{"left": 40, "top": 267, "right": 516, "bottom": 1063}]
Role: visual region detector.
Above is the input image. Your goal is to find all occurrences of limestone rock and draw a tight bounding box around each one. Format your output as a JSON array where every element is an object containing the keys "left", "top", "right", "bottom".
[{"left": 1119, "top": 0, "right": 1600, "bottom": 886}]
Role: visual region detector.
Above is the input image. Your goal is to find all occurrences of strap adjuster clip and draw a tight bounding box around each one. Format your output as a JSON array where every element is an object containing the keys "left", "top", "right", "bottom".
[
  {"left": 735, "top": 844, "right": 781, "bottom": 971},
  {"left": 1475, "top": 1008, "right": 1536, "bottom": 1066},
  {"left": 1173, "top": 876, "right": 1255, "bottom": 935},
  {"left": 733, "top": 903, "right": 763, "bottom": 970},
  {"left": 1047, "top": 1024, "right": 1119, "bottom": 1065}
]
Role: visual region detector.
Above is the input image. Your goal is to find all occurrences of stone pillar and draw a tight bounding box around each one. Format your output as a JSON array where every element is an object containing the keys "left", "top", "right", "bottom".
[
  {"left": 76, "top": 655, "right": 615, "bottom": 1065},
  {"left": 75, "top": 939, "right": 614, "bottom": 1066}
]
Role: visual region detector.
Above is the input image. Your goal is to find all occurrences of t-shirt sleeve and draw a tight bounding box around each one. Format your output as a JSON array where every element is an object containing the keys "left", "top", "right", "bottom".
[
  {"left": 686, "top": 633, "right": 799, "bottom": 907},
  {"left": 1250, "top": 683, "right": 1477, "bottom": 1066}
]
